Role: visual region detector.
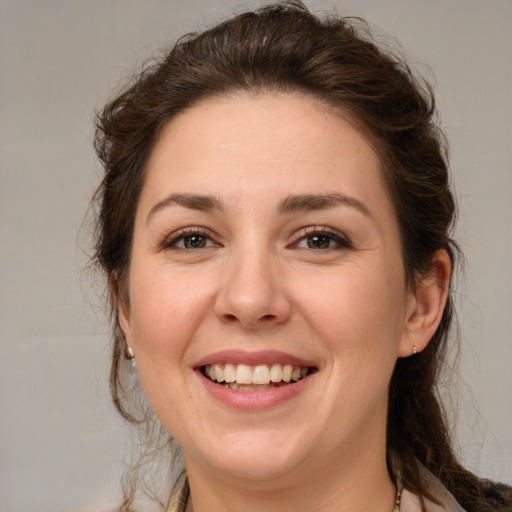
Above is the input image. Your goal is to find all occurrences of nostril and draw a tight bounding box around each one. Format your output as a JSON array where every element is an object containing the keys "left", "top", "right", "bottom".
[{"left": 222, "top": 313, "right": 277, "bottom": 324}]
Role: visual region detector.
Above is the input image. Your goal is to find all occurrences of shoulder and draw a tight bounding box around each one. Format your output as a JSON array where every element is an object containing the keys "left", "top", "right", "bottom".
[
  {"left": 166, "top": 471, "right": 189, "bottom": 512},
  {"left": 481, "top": 480, "right": 512, "bottom": 512},
  {"left": 400, "top": 479, "right": 465, "bottom": 512},
  {"left": 400, "top": 471, "right": 512, "bottom": 512}
]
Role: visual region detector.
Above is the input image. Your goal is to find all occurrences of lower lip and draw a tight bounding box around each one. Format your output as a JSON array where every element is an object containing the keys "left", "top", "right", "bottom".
[{"left": 196, "top": 370, "right": 312, "bottom": 410}]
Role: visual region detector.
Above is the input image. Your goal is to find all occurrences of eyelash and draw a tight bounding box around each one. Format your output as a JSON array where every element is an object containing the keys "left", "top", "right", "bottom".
[
  {"left": 292, "top": 226, "right": 352, "bottom": 251},
  {"left": 161, "top": 227, "right": 219, "bottom": 250},
  {"left": 160, "top": 226, "right": 352, "bottom": 251}
]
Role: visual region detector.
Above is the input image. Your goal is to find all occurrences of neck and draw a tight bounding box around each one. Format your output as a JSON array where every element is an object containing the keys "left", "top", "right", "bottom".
[{"left": 184, "top": 436, "right": 395, "bottom": 512}]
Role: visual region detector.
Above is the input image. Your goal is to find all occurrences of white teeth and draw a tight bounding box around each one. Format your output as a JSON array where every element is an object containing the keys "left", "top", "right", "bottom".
[
  {"left": 282, "top": 364, "right": 293, "bottom": 383},
  {"left": 252, "top": 365, "right": 271, "bottom": 384},
  {"left": 238, "top": 384, "right": 260, "bottom": 392},
  {"left": 224, "top": 363, "right": 236, "bottom": 383},
  {"left": 270, "top": 364, "right": 283, "bottom": 383},
  {"left": 213, "top": 363, "right": 224, "bottom": 382},
  {"left": 236, "top": 364, "right": 253, "bottom": 384},
  {"left": 204, "top": 363, "right": 310, "bottom": 386}
]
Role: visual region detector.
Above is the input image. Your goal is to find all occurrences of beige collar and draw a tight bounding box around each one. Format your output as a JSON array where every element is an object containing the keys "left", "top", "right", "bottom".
[{"left": 399, "top": 463, "right": 466, "bottom": 512}]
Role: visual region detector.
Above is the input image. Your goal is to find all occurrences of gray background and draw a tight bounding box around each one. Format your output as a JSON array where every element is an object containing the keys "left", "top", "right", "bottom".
[{"left": 1, "top": 1, "right": 511, "bottom": 511}]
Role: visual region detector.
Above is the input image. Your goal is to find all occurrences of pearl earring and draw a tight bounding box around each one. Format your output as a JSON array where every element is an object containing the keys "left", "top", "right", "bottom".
[{"left": 124, "top": 345, "right": 136, "bottom": 367}]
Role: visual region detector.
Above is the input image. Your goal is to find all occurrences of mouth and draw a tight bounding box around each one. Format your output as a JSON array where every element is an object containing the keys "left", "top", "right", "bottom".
[{"left": 201, "top": 363, "right": 314, "bottom": 392}]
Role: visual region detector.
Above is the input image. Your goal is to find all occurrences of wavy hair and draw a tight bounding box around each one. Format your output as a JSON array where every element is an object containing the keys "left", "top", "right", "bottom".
[{"left": 93, "top": 2, "right": 506, "bottom": 510}]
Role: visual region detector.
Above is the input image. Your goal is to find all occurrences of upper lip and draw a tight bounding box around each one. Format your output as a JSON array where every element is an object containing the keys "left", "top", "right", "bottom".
[{"left": 194, "top": 349, "right": 317, "bottom": 368}]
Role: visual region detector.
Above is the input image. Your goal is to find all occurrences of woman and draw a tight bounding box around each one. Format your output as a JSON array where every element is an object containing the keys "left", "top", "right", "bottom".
[{"left": 92, "top": 2, "right": 511, "bottom": 511}]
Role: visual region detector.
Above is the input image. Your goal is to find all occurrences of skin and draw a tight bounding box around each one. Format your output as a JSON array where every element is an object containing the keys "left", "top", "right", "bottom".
[{"left": 118, "top": 93, "right": 450, "bottom": 512}]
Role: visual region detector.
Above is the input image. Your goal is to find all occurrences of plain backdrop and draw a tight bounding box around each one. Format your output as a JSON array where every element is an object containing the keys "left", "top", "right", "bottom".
[{"left": 1, "top": 1, "right": 511, "bottom": 511}]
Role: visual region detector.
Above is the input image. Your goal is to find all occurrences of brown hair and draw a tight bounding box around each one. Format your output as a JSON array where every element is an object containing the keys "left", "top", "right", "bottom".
[{"left": 93, "top": 2, "right": 504, "bottom": 510}]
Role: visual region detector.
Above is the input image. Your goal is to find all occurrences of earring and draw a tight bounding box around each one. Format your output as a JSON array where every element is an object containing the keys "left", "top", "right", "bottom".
[
  {"left": 412, "top": 345, "right": 417, "bottom": 355},
  {"left": 124, "top": 345, "right": 136, "bottom": 367}
]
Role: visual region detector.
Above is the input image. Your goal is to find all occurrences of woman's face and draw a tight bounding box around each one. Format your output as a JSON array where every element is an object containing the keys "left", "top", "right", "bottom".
[{"left": 120, "top": 93, "right": 417, "bottom": 484}]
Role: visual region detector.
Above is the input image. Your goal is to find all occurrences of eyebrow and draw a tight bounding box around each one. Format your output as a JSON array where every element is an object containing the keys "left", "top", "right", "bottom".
[
  {"left": 278, "top": 193, "right": 370, "bottom": 216},
  {"left": 146, "top": 193, "right": 222, "bottom": 224},
  {"left": 146, "top": 191, "right": 370, "bottom": 224}
]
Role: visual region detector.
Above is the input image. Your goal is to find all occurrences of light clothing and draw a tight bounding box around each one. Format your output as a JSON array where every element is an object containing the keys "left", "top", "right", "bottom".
[
  {"left": 400, "top": 465, "right": 466, "bottom": 512},
  {"left": 166, "top": 471, "right": 189, "bottom": 512}
]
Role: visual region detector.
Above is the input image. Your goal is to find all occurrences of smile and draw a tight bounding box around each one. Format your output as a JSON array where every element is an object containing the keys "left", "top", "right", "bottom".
[{"left": 202, "top": 363, "right": 312, "bottom": 391}]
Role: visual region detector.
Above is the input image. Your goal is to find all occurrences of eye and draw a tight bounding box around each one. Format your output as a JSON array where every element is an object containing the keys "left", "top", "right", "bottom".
[
  {"left": 302, "top": 234, "right": 334, "bottom": 249},
  {"left": 294, "top": 227, "right": 352, "bottom": 250},
  {"left": 163, "top": 228, "right": 219, "bottom": 250},
  {"left": 179, "top": 234, "right": 211, "bottom": 249}
]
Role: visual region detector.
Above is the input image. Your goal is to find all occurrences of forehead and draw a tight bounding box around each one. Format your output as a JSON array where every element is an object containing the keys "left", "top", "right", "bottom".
[{"left": 141, "top": 93, "right": 391, "bottom": 214}]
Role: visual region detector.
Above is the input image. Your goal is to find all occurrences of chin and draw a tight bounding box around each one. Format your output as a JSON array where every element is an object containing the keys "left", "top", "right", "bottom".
[{"left": 195, "top": 430, "right": 308, "bottom": 483}]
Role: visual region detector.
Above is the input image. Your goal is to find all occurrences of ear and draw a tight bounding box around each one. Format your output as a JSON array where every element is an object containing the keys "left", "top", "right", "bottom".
[
  {"left": 398, "top": 249, "right": 452, "bottom": 358},
  {"left": 109, "top": 273, "right": 133, "bottom": 345}
]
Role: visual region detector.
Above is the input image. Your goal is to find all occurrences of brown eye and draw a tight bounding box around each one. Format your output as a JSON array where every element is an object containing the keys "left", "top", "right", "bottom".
[
  {"left": 307, "top": 235, "right": 332, "bottom": 249},
  {"left": 183, "top": 235, "right": 208, "bottom": 248},
  {"left": 163, "top": 229, "right": 218, "bottom": 250},
  {"left": 295, "top": 228, "right": 352, "bottom": 251}
]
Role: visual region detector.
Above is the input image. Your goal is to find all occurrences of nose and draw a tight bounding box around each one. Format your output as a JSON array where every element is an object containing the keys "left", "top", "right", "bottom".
[{"left": 214, "top": 248, "right": 292, "bottom": 330}]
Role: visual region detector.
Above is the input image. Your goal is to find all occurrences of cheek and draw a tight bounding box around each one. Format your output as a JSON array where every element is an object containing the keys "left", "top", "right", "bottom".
[
  {"left": 293, "top": 265, "right": 407, "bottom": 360},
  {"left": 128, "top": 269, "right": 211, "bottom": 363},
  {"left": 297, "top": 273, "right": 405, "bottom": 334},
  {"left": 125, "top": 270, "right": 212, "bottom": 425}
]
